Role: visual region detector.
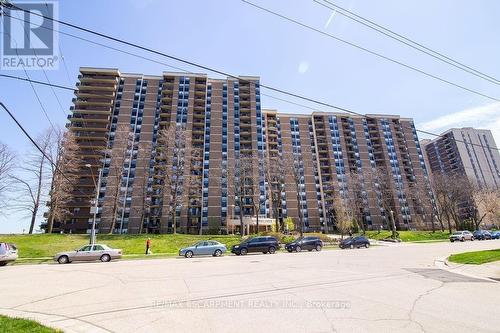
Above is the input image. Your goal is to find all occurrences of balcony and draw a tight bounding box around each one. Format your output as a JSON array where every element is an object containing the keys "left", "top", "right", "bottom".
[{"left": 79, "top": 77, "right": 117, "bottom": 85}]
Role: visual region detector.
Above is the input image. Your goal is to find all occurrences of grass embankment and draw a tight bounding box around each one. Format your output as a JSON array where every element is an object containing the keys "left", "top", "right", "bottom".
[
  {"left": 0, "top": 234, "right": 242, "bottom": 263},
  {"left": 362, "top": 231, "right": 450, "bottom": 242},
  {"left": 0, "top": 315, "right": 61, "bottom": 333},
  {"left": 448, "top": 249, "right": 500, "bottom": 265}
]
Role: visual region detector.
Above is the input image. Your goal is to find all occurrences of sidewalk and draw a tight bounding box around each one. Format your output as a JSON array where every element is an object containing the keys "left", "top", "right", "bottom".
[{"left": 436, "top": 257, "right": 500, "bottom": 281}]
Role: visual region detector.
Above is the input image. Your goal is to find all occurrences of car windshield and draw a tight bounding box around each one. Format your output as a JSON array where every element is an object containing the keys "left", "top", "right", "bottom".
[
  {"left": 452, "top": 232, "right": 462, "bottom": 235},
  {"left": 0, "top": 244, "right": 6, "bottom": 255},
  {"left": 343, "top": 237, "right": 353, "bottom": 241}
]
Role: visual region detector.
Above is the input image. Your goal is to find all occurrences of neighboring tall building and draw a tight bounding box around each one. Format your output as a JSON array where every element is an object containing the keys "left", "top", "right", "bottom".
[
  {"left": 56, "top": 67, "right": 434, "bottom": 234},
  {"left": 422, "top": 128, "right": 500, "bottom": 189}
]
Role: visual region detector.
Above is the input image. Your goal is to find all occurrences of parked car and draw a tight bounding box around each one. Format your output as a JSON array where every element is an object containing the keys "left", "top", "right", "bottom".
[
  {"left": 490, "top": 231, "right": 500, "bottom": 239},
  {"left": 339, "top": 236, "right": 370, "bottom": 249},
  {"left": 54, "top": 244, "right": 122, "bottom": 264},
  {"left": 0, "top": 243, "right": 18, "bottom": 266},
  {"left": 285, "top": 236, "right": 323, "bottom": 252},
  {"left": 449, "top": 231, "right": 474, "bottom": 242},
  {"left": 179, "top": 240, "right": 227, "bottom": 258},
  {"left": 473, "top": 230, "right": 491, "bottom": 240},
  {"left": 231, "top": 236, "right": 279, "bottom": 255}
]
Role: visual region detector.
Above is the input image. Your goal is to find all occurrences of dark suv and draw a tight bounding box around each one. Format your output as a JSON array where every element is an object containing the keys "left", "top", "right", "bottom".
[
  {"left": 473, "top": 230, "right": 492, "bottom": 240},
  {"left": 231, "top": 236, "right": 279, "bottom": 255},
  {"left": 285, "top": 236, "right": 323, "bottom": 252}
]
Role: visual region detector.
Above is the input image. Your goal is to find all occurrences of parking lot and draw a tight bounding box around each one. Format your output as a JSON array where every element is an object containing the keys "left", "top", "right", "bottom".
[{"left": 0, "top": 240, "right": 499, "bottom": 333}]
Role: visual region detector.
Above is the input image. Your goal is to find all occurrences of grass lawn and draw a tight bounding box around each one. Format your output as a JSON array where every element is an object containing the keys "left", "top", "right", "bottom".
[
  {"left": 0, "top": 234, "right": 242, "bottom": 263},
  {"left": 362, "top": 230, "right": 450, "bottom": 242},
  {"left": 0, "top": 315, "right": 61, "bottom": 333},
  {"left": 448, "top": 249, "right": 500, "bottom": 265}
]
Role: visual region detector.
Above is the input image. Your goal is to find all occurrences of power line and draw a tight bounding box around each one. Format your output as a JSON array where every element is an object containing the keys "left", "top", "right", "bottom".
[
  {"left": 0, "top": 102, "right": 89, "bottom": 198},
  {"left": 240, "top": 0, "right": 500, "bottom": 103},
  {"left": 6, "top": 1, "right": 500, "bottom": 116},
  {"left": 2, "top": 73, "right": 499, "bottom": 155},
  {"left": 313, "top": 0, "right": 500, "bottom": 86},
  {"left": 1, "top": 3, "right": 498, "bottom": 155},
  {"left": 9, "top": 8, "right": 67, "bottom": 118},
  {"left": 5, "top": 13, "right": 326, "bottom": 116}
]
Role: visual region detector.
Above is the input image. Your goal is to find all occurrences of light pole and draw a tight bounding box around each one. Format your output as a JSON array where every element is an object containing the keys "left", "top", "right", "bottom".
[
  {"left": 86, "top": 164, "right": 102, "bottom": 245},
  {"left": 390, "top": 209, "right": 397, "bottom": 239}
]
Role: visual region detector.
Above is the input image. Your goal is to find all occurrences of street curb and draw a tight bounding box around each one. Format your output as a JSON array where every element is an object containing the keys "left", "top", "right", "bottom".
[{"left": 434, "top": 256, "right": 499, "bottom": 283}]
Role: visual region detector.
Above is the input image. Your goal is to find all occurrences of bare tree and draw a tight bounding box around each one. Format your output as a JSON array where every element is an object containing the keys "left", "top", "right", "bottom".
[
  {"left": 407, "top": 181, "right": 435, "bottom": 231},
  {"left": 151, "top": 127, "right": 172, "bottom": 233},
  {"left": 168, "top": 124, "right": 190, "bottom": 234},
  {"left": 231, "top": 154, "right": 256, "bottom": 236},
  {"left": 152, "top": 125, "right": 191, "bottom": 234},
  {"left": 186, "top": 146, "right": 203, "bottom": 235},
  {"left": 0, "top": 142, "right": 15, "bottom": 213},
  {"left": 264, "top": 152, "right": 287, "bottom": 232},
  {"left": 102, "top": 124, "right": 133, "bottom": 234},
  {"left": 471, "top": 187, "right": 500, "bottom": 229},
  {"left": 331, "top": 191, "right": 354, "bottom": 239},
  {"left": 11, "top": 129, "right": 53, "bottom": 234},
  {"left": 287, "top": 150, "right": 307, "bottom": 237},
  {"left": 370, "top": 167, "right": 398, "bottom": 237},
  {"left": 46, "top": 129, "right": 80, "bottom": 233},
  {"left": 132, "top": 142, "right": 152, "bottom": 234},
  {"left": 347, "top": 169, "right": 366, "bottom": 234},
  {"left": 431, "top": 173, "right": 470, "bottom": 233}
]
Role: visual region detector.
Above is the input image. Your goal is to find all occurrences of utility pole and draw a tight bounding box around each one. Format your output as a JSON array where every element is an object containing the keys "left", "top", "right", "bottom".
[
  {"left": 87, "top": 164, "right": 102, "bottom": 245},
  {"left": 390, "top": 209, "right": 397, "bottom": 240}
]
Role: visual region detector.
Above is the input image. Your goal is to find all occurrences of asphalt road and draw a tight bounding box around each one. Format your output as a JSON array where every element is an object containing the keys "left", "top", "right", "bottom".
[{"left": 1, "top": 241, "right": 499, "bottom": 333}]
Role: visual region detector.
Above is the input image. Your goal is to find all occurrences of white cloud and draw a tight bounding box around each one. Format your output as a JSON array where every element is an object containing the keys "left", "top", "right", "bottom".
[
  {"left": 298, "top": 61, "right": 309, "bottom": 74},
  {"left": 418, "top": 102, "right": 500, "bottom": 145}
]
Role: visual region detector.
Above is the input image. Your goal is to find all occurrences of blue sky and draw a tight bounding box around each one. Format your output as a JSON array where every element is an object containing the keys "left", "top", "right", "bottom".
[{"left": 1, "top": 0, "right": 499, "bottom": 233}]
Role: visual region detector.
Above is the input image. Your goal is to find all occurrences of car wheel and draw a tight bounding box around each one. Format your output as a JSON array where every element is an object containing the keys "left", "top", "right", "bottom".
[
  {"left": 365, "top": 243, "right": 370, "bottom": 248},
  {"left": 296, "top": 246, "right": 301, "bottom": 252},
  {"left": 185, "top": 251, "right": 193, "bottom": 258},
  {"left": 450, "top": 239, "right": 454, "bottom": 242},
  {"left": 471, "top": 237, "right": 474, "bottom": 241},
  {"left": 287, "top": 249, "right": 293, "bottom": 253},
  {"left": 58, "top": 255, "right": 69, "bottom": 264},
  {"left": 316, "top": 245, "right": 322, "bottom": 251},
  {"left": 240, "top": 248, "right": 248, "bottom": 255},
  {"left": 268, "top": 246, "right": 276, "bottom": 254},
  {"left": 213, "top": 249, "right": 222, "bottom": 257},
  {"left": 460, "top": 237, "right": 465, "bottom": 242},
  {"left": 0, "top": 262, "right": 7, "bottom": 267},
  {"left": 100, "top": 254, "right": 111, "bottom": 262},
  {"left": 349, "top": 244, "right": 354, "bottom": 249}
]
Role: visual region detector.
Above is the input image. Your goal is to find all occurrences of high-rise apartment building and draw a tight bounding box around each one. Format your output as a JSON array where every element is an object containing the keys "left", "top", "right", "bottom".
[
  {"left": 422, "top": 128, "right": 500, "bottom": 189},
  {"left": 56, "top": 67, "right": 435, "bottom": 234}
]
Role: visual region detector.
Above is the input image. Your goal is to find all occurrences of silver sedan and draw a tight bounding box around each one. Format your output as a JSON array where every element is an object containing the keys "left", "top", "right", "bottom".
[
  {"left": 0, "top": 243, "right": 18, "bottom": 266},
  {"left": 179, "top": 241, "right": 227, "bottom": 258},
  {"left": 54, "top": 244, "right": 122, "bottom": 264}
]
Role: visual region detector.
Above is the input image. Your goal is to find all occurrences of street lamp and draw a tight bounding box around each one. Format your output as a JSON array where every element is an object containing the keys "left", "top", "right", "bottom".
[{"left": 86, "top": 163, "right": 102, "bottom": 245}]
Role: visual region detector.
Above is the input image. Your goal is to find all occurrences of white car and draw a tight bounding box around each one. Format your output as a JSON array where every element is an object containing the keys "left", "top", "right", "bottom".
[
  {"left": 54, "top": 244, "right": 122, "bottom": 264},
  {"left": 0, "top": 243, "right": 18, "bottom": 266},
  {"left": 450, "top": 231, "right": 474, "bottom": 242}
]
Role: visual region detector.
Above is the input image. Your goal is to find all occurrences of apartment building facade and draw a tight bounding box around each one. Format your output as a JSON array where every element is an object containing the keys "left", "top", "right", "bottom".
[
  {"left": 422, "top": 128, "right": 500, "bottom": 189},
  {"left": 57, "top": 67, "right": 434, "bottom": 234}
]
